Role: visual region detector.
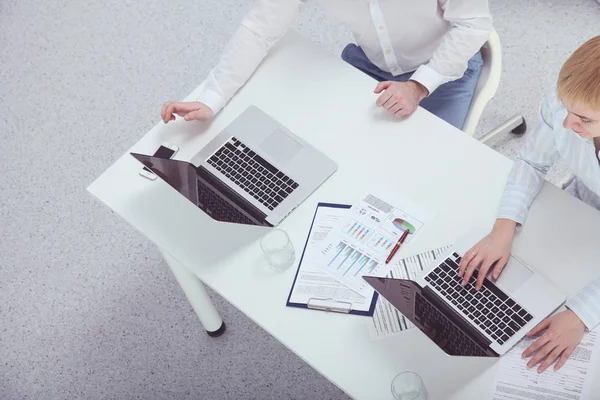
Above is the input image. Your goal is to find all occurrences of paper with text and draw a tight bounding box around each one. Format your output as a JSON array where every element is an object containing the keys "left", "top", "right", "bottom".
[
  {"left": 317, "top": 192, "right": 433, "bottom": 298},
  {"left": 492, "top": 330, "right": 600, "bottom": 400},
  {"left": 288, "top": 204, "right": 374, "bottom": 312}
]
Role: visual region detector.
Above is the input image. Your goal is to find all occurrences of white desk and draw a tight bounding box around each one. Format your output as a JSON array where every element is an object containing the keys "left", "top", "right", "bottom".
[{"left": 88, "top": 32, "right": 600, "bottom": 399}]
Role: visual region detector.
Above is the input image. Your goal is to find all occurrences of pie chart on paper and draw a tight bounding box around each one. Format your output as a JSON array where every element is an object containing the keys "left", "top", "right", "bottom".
[{"left": 392, "top": 218, "right": 416, "bottom": 234}]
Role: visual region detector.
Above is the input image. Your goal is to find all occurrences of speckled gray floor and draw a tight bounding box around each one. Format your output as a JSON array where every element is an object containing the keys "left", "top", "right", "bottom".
[{"left": 2, "top": 1, "right": 600, "bottom": 399}]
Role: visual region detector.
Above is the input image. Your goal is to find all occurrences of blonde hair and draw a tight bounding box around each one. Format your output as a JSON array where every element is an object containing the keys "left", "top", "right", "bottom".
[{"left": 557, "top": 35, "right": 600, "bottom": 108}]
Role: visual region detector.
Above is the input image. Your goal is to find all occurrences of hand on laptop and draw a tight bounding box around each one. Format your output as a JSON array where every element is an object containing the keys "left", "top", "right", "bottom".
[
  {"left": 161, "top": 101, "right": 214, "bottom": 124},
  {"left": 458, "top": 219, "right": 518, "bottom": 290},
  {"left": 374, "top": 80, "right": 428, "bottom": 118},
  {"left": 522, "top": 309, "right": 586, "bottom": 373}
]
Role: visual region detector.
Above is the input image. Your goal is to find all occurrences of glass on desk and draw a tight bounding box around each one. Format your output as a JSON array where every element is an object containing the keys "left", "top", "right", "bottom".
[
  {"left": 260, "top": 229, "right": 295, "bottom": 270},
  {"left": 391, "top": 372, "right": 427, "bottom": 400}
]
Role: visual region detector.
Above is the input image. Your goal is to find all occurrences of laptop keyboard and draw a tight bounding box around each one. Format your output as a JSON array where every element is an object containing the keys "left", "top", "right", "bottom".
[
  {"left": 197, "top": 179, "right": 254, "bottom": 225},
  {"left": 424, "top": 253, "right": 534, "bottom": 346},
  {"left": 415, "top": 292, "right": 488, "bottom": 357},
  {"left": 207, "top": 137, "right": 299, "bottom": 211}
]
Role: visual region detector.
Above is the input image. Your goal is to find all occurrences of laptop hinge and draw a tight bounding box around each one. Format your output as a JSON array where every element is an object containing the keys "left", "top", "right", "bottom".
[{"left": 196, "top": 166, "right": 271, "bottom": 226}]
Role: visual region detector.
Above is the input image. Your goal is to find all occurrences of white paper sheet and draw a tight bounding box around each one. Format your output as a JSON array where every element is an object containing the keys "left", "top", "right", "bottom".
[
  {"left": 287, "top": 204, "right": 375, "bottom": 312},
  {"left": 365, "top": 246, "right": 450, "bottom": 340},
  {"left": 492, "top": 330, "right": 600, "bottom": 400},
  {"left": 317, "top": 191, "right": 433, "bottom": 297}
]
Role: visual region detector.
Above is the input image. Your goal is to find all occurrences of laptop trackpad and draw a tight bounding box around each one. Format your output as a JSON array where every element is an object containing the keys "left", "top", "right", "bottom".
[
  {"left": 260, "top": 129, "right": 303, "bottom": 164},
  {"left": 491, "top": 256, "right": 534, "bottom": 295}
]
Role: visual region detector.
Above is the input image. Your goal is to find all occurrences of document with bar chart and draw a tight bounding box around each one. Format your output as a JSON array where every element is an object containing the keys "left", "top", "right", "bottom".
[{"left": 317, "top": 191, "right": 433, "bottom": 297}]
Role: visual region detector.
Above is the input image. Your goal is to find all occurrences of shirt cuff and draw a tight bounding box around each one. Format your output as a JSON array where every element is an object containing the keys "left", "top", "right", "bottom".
[
  {"left": 496, "top": 191, "right": 529, "bottom": 225},
  {"left": 496, "top": 208, "right": 525, "bottom": 226},
  {"left": 567, "top": 295, "right": 599, "bottom": 331},
  {"left": 410, "top": 65, "right": 448, "bottom": 96},
  {"left": 195, "top": 88, "right": 227, "bottom": 116}
]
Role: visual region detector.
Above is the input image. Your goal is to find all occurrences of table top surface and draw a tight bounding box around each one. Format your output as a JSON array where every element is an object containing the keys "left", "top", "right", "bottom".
[{"left": 88, "top": 31, "right": 600, "bottom": 399}]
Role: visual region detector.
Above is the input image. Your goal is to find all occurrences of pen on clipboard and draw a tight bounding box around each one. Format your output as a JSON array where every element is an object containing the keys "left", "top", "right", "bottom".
[{"left": 385, "top": 229, "right": 410, "bottom": 264}]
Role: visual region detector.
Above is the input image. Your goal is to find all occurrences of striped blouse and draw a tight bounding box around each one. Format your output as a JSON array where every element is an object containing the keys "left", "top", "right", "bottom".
[{"left": 497, "top": 93, "right": 600, "bottom": 330}]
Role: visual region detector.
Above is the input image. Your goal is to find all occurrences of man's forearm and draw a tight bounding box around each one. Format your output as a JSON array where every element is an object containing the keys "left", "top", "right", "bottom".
[
  {"left": 195, "top": 0, "right": 303, "bottom": 114},
  {"left": 412, "top": 0, "right": 492, "bottom": 94}
]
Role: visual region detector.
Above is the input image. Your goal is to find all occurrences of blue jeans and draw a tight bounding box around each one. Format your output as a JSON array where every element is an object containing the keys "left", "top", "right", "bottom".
[{"left": 341, "top": 44, "right": 483, "bottom": 130}]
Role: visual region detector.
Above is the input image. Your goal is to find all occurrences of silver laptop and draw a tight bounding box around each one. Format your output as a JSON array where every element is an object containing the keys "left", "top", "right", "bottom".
[
  {"left": 364, "top": 229, "right": 566, "bottom": 357},
  {"left": 132, "top": 106, "right": 338, "bottom": 227}
]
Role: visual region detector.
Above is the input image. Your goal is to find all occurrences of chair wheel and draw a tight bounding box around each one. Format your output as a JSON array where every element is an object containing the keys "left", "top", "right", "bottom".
[{"left": 511, "top": 120, "right": 527, "bottom": 134}]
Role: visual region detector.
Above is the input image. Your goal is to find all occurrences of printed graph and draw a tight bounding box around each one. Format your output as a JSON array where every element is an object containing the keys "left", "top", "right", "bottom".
[
  {"left": 326, "top": 242, "right": 379, "bottom": 277},
  {"left": 381, "top": 213, "right": 423, "bottom": 240},
  {"left": 370, "top": 236, "right": 394, "bottom": 251},
  {"left": 392, "top": 218, "right": 415, "bottom": 233},
  {"left": 343, "top": 220, "right": 370, "bottom": 242}
]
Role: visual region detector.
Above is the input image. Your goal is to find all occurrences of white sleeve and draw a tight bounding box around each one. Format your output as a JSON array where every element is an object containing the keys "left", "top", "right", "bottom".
[
  {"left": 195, "top": 0, "right": 305, "bottom": 114},
  {"left": 410, "top": 0, "right": 492, "bottom": 95}
]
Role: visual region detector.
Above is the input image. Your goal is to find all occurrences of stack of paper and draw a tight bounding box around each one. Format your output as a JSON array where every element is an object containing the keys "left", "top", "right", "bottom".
[
  {"left": 491, "top": 331, "right": 600, "bottom": 400},
  {"left": 314, "top": 191, "right": 433, "bottom": 299},
  {"left": 286, "top": 190, "right": 433, "bottom": 315}
]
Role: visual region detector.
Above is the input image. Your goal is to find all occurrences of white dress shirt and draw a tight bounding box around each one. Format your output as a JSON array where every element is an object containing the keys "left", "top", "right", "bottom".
[
  {"left": 497, "top": 93, "right": 600, "bottom": 330},
  {"left": 195, "top": 0, "right": 493, "bottom": 115}
]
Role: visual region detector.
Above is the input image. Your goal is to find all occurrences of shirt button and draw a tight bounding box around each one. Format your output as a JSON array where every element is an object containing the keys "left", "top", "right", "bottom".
[
  {"left": 378, "top": 26, "right": 385, "bottom": 31},
  {"left": 392, "top": 67, "right": 399, "bottom": 73},
  {"left": 370, "top": 0, "right": 376, "bottom": 6},
  {"left": 385, "top": 48, "right": 392, "bottom": 54}
]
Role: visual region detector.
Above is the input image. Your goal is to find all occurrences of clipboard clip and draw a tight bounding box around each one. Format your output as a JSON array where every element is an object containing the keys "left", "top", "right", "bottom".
[{"left": 307, "top": 298, "right": 353, "bottom": 313}]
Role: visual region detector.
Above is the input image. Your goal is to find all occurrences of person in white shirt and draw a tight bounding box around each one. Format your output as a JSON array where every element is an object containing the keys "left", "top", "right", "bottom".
[
  {"left": 458, "top": 36, "right": 600, "bottom": 373},
  {"left": 160, "top": 0, "right": 493, "bottom": 130}
]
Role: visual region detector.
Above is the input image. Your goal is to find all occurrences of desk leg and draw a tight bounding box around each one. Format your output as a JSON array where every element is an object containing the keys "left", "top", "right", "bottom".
[{"left": 161, "top": 251, "right": 226, "bottom": 337}]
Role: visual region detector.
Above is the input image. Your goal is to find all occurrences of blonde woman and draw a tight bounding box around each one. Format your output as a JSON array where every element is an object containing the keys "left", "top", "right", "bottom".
[{"left": 459, "top": 36, "right": 600, "bottom": 373}]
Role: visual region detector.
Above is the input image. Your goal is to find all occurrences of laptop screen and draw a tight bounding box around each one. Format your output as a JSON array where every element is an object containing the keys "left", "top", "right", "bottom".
[
  {"left": 131, "top": 152, "right": 269, "bottom": 226},
  {"left": 363, "top": 276, "right": 495, "bottom": 357},
  {"left": 131, "top": 153, "right": 199, "bottom": 205}
]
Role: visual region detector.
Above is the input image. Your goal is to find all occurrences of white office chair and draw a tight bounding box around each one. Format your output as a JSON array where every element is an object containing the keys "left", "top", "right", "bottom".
[{"left": 463, "top": 30, "right": 527, "bottom": 143}]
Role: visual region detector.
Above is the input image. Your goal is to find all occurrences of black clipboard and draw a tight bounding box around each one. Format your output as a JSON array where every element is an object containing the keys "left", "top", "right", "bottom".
[{"left": 286, "top": 202, "right": 378, "bottom": 316}]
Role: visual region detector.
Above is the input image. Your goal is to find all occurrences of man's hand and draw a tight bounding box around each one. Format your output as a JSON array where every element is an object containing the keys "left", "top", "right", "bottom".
[
  {"left": 374, "top": 80, "right": 429, "bottom": 118},
  {"left": 522, "top": 310, "right": 586, "bottom": 373},
  {"left": 458, "top": 219, "right": 517, "bottom": 290},
  {"left": 161, "top": 101, "right": 214, "bottom": 124}
]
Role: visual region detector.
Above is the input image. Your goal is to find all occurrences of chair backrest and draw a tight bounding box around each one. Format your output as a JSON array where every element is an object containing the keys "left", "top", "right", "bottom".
[{"left": 462, "top": 29, "right": 502, "bottom": 136}]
